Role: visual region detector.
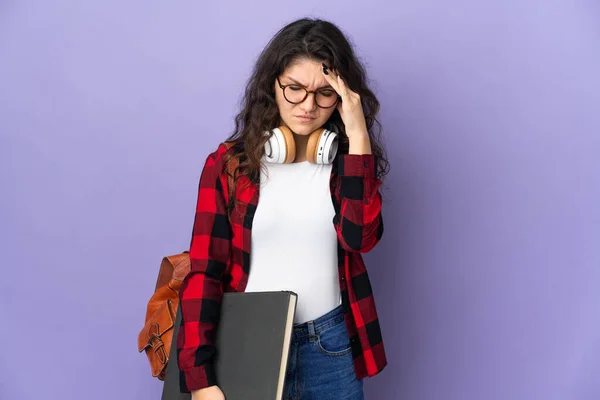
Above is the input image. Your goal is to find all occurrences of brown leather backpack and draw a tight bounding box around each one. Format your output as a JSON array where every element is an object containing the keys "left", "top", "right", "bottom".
[
  {"left": 138, "top": 142, "right": 237, "bottom": 380},
  {"left": 137, "top": 253, "right": 191, "bottom": 379}
]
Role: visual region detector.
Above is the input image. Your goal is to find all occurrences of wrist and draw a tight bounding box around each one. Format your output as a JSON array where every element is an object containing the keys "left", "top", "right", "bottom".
[{"left": 347, "top": 133, "right": 372, "bottom": 155}]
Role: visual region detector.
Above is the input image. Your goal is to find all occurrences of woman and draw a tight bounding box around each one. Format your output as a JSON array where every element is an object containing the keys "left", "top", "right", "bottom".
[{"left": 177, "top": 18, "right": 390, "bottom": 400}]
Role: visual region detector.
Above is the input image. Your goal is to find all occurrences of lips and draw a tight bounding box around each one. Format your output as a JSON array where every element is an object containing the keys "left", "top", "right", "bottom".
[{"left": 296, "top": 115, "right": 316, "bottom": 121}]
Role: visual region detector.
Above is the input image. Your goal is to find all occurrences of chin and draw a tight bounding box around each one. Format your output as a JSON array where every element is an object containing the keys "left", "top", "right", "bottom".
[
  {"left": 286, "top": 122, "right": 320, "bottom": 136},
  {"left": 292, "top": 127, "right": 313, "bottom": 136}
]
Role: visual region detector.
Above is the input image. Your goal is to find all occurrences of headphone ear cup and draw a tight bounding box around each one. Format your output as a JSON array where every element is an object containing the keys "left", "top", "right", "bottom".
[
  {"left": 306, "top": 128, "right": 338, "bottom": 164},
  {"left": 264, "top": 126, "right": 296, "bottom": 163},
  {"left": 306, "top": 129, "right": 323, "bottom": 164},
  {"left": 279, "top": 126, "right": 296, "bottom": 163}
]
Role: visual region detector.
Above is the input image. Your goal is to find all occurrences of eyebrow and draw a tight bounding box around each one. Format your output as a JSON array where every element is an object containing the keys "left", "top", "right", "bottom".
[{"left": 283, "top": 76, "right": 333, "bottom": 90}]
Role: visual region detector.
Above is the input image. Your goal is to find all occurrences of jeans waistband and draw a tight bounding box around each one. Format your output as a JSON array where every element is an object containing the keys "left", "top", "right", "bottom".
[{"left": 292, "top": 304, "right": 344, "bottom": 341}]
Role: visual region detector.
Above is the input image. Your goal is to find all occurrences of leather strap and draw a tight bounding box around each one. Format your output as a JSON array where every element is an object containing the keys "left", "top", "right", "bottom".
[
  {"left": 223, "top": 141, "right": 238, "bottom": 203},
  {"left": 155, "top": 252, "right": 190, "bottom": 291}
]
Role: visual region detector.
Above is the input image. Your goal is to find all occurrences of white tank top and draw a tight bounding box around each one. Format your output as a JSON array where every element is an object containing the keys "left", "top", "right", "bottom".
[{"left": 246, "top": 160, "right": 341, "bottom": 323}]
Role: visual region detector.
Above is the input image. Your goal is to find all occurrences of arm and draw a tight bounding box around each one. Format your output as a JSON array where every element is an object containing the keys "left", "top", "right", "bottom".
[
  {"left": 177, "top": 146, "right": 231, "bottom": 392},
  {"left": 334, "top": 151, "right": 384, "bottom": 253},
  {"left": 319, "top": 67, "right": 384, "bottom": 252}
]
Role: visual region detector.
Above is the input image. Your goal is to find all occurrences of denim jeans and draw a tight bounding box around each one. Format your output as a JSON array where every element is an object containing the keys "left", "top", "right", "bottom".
[{"left": 283, "top": 304, "right": 364, "bottom": 400}]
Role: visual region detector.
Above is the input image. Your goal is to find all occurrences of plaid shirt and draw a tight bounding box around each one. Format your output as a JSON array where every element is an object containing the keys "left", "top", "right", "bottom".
[{"left": 177, "top": 142, "right": 387, "bottom": 392}]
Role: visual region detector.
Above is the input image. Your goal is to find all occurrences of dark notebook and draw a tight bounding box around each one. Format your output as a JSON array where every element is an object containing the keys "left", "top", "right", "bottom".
[{"left": 162, "top": 291, "right": 298, "bottom": 400}]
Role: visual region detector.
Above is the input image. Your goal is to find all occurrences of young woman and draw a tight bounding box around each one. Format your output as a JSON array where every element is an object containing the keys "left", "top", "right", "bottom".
[{"left": 177, "top": 18, "right": 390, "bottom": 400}]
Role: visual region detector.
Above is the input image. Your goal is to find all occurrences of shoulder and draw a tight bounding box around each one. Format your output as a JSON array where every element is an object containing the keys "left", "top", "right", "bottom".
[
  {"left": 205, "top": 139, "right": 243, "bottom": 164},
  {"left": 201, "top": 140, "right": 245, "bottom": 180}
]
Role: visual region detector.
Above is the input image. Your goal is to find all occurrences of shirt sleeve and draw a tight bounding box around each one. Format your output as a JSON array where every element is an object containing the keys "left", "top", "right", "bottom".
[
  {"left": 177, "top": 145, "right": 231, "bottom": 392},
  {"left": 333, "top": 154, "right": 384, "bottom": 253}
]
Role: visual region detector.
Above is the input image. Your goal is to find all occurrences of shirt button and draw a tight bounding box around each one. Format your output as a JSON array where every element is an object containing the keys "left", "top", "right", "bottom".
[
  {"left": 365, "top": 199, "right": 370, "bottom": 205},
  {"left": 363, "top": 162, "right": 369, "bottom": 168}
]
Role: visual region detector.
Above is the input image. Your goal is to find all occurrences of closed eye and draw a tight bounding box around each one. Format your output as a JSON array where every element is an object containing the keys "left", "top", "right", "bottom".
[{"left": 319, "top": 90, "right": 337, "bottom": 97}]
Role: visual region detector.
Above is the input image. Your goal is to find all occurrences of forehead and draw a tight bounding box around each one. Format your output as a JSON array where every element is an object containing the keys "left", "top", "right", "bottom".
[{"left": 282, "top": 59, "right": 329, "bottom": 89}]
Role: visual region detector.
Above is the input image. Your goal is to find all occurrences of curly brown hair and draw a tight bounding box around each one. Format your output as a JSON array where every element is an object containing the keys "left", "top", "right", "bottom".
[{"left": 224, "top": 18, "right": 389, "bottom": 208}]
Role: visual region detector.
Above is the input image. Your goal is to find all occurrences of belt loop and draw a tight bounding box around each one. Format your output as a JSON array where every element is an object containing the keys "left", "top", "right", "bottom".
[{"left": 307, "top": 321, "right": 316, "bottom": 342}]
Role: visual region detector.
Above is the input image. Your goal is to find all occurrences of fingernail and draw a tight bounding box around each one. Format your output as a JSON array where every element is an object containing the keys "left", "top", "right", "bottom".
[{"left": 322, "top": 63, "right": 329, "bottom": 75}]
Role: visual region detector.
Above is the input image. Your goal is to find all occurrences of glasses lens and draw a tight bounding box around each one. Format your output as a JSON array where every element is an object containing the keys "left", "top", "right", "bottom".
[
  {"left": 315, "top": 90, "right": 338, "bottom": 108},
  {"left": 284, "top": 86, "right": 308, "bottom": 104}
]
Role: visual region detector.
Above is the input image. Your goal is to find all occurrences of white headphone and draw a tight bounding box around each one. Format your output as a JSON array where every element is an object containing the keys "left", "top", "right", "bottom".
[{"left": 264, "top": 125, "right": 339, "bottom": 164}]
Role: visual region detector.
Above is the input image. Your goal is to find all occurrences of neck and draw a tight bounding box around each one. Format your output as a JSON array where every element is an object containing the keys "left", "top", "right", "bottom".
[{"left": 292, "top": 131, "right": 309, "bottom": 163}]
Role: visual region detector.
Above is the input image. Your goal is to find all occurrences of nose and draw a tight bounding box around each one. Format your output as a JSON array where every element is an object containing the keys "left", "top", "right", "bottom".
[{"left": 299, "top": 92, "right": 317, "bottom": 112}]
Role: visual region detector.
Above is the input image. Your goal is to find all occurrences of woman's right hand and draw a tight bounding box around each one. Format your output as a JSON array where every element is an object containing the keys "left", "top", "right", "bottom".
[{"left": 191, "top": 385, "right": 225, "bottom": 400}]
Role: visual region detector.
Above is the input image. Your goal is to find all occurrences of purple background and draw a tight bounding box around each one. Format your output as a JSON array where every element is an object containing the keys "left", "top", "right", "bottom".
[{"left": 1, "top": 1, "right": 599, "bottom": 399}]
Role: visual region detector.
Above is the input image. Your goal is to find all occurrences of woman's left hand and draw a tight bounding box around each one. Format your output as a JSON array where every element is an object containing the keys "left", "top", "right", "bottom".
[{"left": 322, "top": 64, "right": 369, "bottom": 140}]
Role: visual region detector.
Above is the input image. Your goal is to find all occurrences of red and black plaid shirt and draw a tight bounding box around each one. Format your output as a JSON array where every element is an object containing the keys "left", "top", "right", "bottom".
[{"left": 177, "top": 142, "right": 387, "bottom": 392}]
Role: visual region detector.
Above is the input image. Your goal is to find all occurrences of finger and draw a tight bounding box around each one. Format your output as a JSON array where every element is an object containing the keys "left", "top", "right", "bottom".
[
  {"left": 336, "top": 74, "right": 351, "bottom": 99},
  {"left": 321, "top": 63, "right": 343, "bottom": 95}
]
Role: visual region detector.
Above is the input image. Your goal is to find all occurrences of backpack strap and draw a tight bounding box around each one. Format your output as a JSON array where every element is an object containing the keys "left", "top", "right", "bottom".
[
  {"left": 222, "top": 141, "right": 239, "bottom": 205},
  {"left": 154, "top": 252, "right": 190, "bottom": 291}
]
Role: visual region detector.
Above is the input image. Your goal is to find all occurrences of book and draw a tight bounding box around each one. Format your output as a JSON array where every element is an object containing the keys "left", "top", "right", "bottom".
[{"left": 162, "top": 291, "right": 298, "bottom": 400}]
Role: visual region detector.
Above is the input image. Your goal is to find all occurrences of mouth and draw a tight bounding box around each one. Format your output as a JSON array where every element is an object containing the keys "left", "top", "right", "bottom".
[{"left": 295, "top": 115, "right": 316, "bottom": 122}]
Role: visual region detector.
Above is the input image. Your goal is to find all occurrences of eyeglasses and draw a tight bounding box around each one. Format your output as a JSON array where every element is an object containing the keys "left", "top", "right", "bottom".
[{"left": 277, "top": 77, "right": 339, "bottom": 109}]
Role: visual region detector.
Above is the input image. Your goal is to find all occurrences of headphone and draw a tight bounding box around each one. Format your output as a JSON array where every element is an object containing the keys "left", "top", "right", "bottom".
[{"left": 264, "top": 125, "right": 339, "bottom": 164}]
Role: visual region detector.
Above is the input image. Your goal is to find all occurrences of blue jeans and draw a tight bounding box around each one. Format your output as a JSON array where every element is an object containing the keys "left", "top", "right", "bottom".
[{"left": 283, "top": 305, "right": 364, "bottom": 400}]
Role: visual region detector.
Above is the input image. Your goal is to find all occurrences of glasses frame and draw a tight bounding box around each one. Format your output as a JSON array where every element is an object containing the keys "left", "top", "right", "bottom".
[{"left": 276, "top": 77, "right": 339, "bottom": 109}]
